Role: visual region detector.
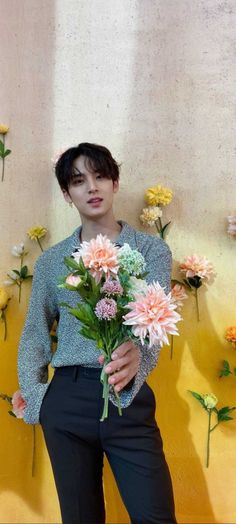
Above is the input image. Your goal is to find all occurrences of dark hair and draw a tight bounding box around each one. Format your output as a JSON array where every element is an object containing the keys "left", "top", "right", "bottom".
[{"left": 55, "top": 142, "right": 120, "bottom": 191}]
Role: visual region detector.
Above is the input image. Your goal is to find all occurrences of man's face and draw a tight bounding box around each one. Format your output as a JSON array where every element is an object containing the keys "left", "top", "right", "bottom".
[{"left": 63, "top": 155, "right": 119, "bottom": 221}]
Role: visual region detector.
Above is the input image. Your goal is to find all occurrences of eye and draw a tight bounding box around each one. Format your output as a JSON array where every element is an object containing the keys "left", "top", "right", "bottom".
[
  {"left": 72, "top": 178, "right": 83, "bottom": 185},
  {"left": 96, "top": 174, "right": 104, "bottom": 179}
]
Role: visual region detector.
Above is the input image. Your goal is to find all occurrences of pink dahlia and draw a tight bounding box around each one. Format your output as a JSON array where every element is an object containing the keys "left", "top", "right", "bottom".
[
  {"left": 171, "top": 283, "right": 188, "bottom": 310},
  {"left": 73, "top": 234, "right": 119, "bottom": 284},
  {"left": 179, "top": 255, "right": 214, "bottom": 280},
  {"left": 12, "top": 390, "right": 27, "bottom": 418},
  {"left": 101, "top": 279, "right": 123, "bottom": 295},
  {"left": 95, "top": 298, "right": 117, "bottom": 320},
  {"left": 123, "top": 282, "right": 181, "bottom": 348}
]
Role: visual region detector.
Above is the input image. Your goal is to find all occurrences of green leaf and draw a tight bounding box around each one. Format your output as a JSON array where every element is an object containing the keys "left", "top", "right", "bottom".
[
  {"left": 69, "top": 303, "right": 95, "bottom": 324},
  {"left": 171, "top": 279, "right": 186, "bottom": 287},
  {"left": 188, "top": 390, "right": 206, "bottom": 409},
  {"left": 218, "top": 406, "right": 235, "bottom": 415},
  {"left": 161, "top": 221, "right": 171, "bottom": 235},
  {"left": 20, "top": 265, "right": 28, "bottom": 278},
  {"left": 234, "top": 368, "right": 236, "bottom": 376},
  {"left": 219, "top": 360, "right": 232, "bottom": 377},
  {"left": 3, "top": 149, "right": 11, "bottom": 157},
  {"left": 183, "top": 278, "right": 193, "bottom": 290},
  {"left": 8, "top": 410, "right": 16, "bottom": 417},
  {"left": 63, "top": 256, "right": 81, "bottom": 270},
  {"left": 0, "top": 140, "right": 4, "bottom": 154},
  {"left": 80, "top": 326, "right": 98, "bottom": 341},
  {"left": 218, "top": 415, "right": 234, "bottom": 422},
  {"left": 12, "top": 269, "right": 20, "bottom": 277}
]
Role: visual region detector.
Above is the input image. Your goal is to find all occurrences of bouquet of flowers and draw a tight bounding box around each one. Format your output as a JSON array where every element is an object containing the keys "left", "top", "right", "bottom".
[{"left": 59, "top": 235, "right": 181, "bottom": 420}]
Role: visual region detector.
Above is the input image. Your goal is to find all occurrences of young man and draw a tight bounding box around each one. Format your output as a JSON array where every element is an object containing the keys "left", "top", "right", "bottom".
[{"left": 18, "top": 143, "right": 176, "bottom": 524}]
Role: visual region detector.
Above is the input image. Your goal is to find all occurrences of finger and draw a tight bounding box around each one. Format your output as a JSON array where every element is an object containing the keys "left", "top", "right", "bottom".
[
  {"left": 98, "top": 355, "right": 105, "bottom": 365},
  {"left": 104, "top": 355, "right": 130, "bottom": 375},
  {"left": 112, "top": 341, "right": 134, "bottom": 359},
  {"left": 108, "top": 368, "right": 128, "bottom": 386}
]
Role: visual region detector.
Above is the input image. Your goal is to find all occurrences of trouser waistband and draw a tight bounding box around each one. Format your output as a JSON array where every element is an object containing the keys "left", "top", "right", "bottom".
[{"left": 54, "top": 365, "right": 102, "bottom": 381}]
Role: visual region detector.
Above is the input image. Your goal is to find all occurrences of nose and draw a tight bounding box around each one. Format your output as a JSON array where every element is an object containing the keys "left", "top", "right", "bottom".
[{"left": 87, "top": 176, "right": 98, "bottom": 193}]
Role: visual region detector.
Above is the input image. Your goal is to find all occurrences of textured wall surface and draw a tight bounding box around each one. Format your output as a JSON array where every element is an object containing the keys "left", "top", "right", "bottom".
[{"left": 0, "top": 1, "right": 236, "bottom": 523}]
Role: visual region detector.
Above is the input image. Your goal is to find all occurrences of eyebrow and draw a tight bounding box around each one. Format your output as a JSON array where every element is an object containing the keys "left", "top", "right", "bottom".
[{"left": 72, "top": 168, "right": 85, "bottom": 178}]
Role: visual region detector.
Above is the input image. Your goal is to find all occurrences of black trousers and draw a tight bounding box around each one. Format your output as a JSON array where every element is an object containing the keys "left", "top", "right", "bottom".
[{"left": 40, "top": 366, "right": 176, "bottom": 524}]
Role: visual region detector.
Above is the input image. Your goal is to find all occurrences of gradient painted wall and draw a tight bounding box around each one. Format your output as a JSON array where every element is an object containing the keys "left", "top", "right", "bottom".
[{"left": 0, "top": 1, "right": 235, "bottom": 523}]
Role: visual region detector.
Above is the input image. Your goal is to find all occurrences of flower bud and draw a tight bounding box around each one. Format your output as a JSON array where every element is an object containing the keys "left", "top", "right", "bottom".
[{"left": 203, "top": 393, "right": 218, "bottom": 410}]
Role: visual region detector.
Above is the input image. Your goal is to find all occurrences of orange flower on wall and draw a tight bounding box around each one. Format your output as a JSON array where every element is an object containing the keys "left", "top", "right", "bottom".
[{"left": 220, "top": 326, "right": 236, "bottom": 378}]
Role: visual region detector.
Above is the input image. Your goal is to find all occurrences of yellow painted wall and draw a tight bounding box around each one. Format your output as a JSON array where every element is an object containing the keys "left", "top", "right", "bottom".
[{"left": 0, "top": 1, "right": 236, "bottom": 523}]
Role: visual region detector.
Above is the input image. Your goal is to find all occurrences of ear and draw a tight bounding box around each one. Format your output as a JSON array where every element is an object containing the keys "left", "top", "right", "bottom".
[
  {"left": 113, "top": 179, "right": 119, "bottom": 194},
  {"left": 62, "top": 189, "right": 72, "bottom": 204}
]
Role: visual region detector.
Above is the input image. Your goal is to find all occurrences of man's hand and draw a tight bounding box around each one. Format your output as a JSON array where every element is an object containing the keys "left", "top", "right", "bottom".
[{"left": 98, "top": 340, "right": 141, "bottom": 392}]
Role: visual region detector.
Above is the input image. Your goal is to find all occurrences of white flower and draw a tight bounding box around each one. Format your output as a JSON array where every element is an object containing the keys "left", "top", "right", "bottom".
[
  {"left": 128, "top": 276, "right": 149, "bottom": 296},
  {"left": 3, "top": 279, "right": 15, "bottom": 286},
  {"left": 7, "top": 270, "right": 19, "bottom": 281},
  {"left": 11, "top": 243, "right": 25, "bottom": 257},
  {"left": 203, "top": 393, "right": 218, "bottom": 410},
  {"left": 140, "top": 206, "right": 163, "bottom": 227}
]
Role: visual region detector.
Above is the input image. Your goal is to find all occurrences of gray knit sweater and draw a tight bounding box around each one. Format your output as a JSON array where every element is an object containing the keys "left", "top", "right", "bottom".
[{"left": 17, "top": 221, "right": 172, "bottom": 424}]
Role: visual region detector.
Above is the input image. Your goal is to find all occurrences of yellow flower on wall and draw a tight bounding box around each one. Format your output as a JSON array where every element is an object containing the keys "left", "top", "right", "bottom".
[
  {"left": 0, "top": 123, "right": 11, "bottom": 182},
  {"left": 27, "top": 226, "right": 48, "bottom": 252},
  {"left": 145, "top": 185, "right": 173, "bottom": 206},
  {"left": 0, "top": 124, "right": 9, "bottom": 134}
]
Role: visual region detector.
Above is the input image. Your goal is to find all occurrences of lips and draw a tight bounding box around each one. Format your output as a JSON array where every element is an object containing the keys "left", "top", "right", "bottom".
[{"left": 87, "top": 198, "right": 103, "bottom": 203}]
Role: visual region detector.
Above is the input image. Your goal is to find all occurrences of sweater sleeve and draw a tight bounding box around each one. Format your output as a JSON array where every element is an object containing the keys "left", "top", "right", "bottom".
[
  {"left": 109, "top": 237, "right": 172, "bottom": 408},
  {"left": 17, "top": 254, "right": 58, "bottom": 424}
]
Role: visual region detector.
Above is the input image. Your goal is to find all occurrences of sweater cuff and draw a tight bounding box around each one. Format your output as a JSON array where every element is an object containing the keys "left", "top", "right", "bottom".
[{"left": 22, "top": 383, "right": 50, "bottom": 425}]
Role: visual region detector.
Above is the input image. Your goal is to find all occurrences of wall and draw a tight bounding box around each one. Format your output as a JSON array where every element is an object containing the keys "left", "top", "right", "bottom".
[{"left": 0, "top": 1, "right": 236, "bottom": 522}]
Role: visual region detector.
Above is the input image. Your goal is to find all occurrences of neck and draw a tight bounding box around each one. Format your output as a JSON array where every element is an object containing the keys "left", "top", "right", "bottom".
[{"left": 79, "top": 216, "right": 122, "bottom": 242}]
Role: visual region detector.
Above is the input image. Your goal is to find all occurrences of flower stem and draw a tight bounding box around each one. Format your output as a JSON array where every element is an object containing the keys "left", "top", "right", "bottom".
[
  {"left": 1, "top": 135, "right": 5, "bottom": 182},
  {"left": 170, "top": 334, "right": 174, "bottom": 359},
  {"left": 158, "top": 217, "right": 163, "bottom": 238},
  {"left": 100, "top": 371, "right": 110, "bottom": 421},
  {"left": 36, "top": 237, "right": 44, "bottom": 252},
  {"left": 206, "top": 410, "right": 211, "bottom": 468},
  {"left": 32, "top": 425, "right": 36, "bottom": 477},
  {"left": 195, "top": 288, "right": 200, "bottom": 321},
  {"left": 18, "top": 283, "right": 22, "bottom": 303}
]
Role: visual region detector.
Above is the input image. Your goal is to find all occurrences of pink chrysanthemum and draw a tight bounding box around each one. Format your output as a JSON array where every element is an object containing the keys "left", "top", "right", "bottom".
[
  {"left": 123, "top": 282, "right": 181, "bottom": 348},
  {"left": 12, "top": 390, "right": 27, "bottom": 418},
  {"left": 101, "top": 279, "right": 123, "bottom": 296},
  {"left": 171, "top": 284, "right": 188, "bottom": 310},
  {"left": 95, "top": 298, "right": 117, "bottom": 320},
  {"left": 73, "top": 235, "right": 119, "bottom": 284},
  {"left": 179, "top": 255, "right": 214, "bottom": 280},
  {"left": 227, "top": 214, "right": 236, "bottom": 236}
]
